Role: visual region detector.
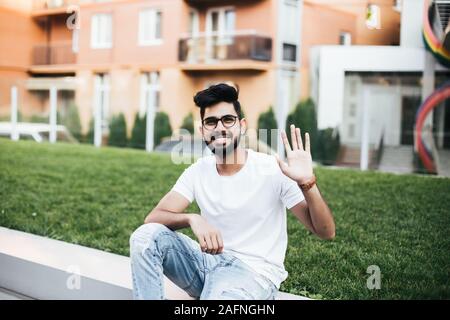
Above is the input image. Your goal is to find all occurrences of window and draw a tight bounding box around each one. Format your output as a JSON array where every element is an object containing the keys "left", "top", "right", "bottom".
[
  {"left": 393, "top": 0, "right": 402, "bottom": 12},
  {"left": 188, "top": 10, "right": 199, "bottom": 36},
  {"left": 348, "top": 123, "right": 355, "bottom": 138},
  {"left": 139, "top": 9, "right": 162, "bottom": 46},
  {"left": 349, "top": 103, "right": 356, "bottom": 117},
  {"left": 206, "top": 7, "right": 235, "bottom": 59},
  {"left": 91, "top": 13, "right": 112, "bottom": 48},
  {"left": 93, "top": 73, "right": 110, "bottom": 132},
  {"left": 282, "top": 43, "right": 297, "bottom": 62},
  {"left": 224, "top": 9, "right": 235, "bottom": 36},
  {"left": 282, "top": 1, "right": 298, "bottom": 45},
  {"left": 207, "top": 8, "right": 235, "bottom": 36},
  {"left": 139, "top": 71, "right": 160, "bottom": 117},
  {"left": 339, "top": 31, "right": 352, "bottom": 46},
  {"left": 366, "top": 4, "right": 381, "bottom": 30}
]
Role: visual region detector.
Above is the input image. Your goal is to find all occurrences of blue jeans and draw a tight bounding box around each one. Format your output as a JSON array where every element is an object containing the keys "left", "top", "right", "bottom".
[{"left": 130, "top": 223, "right": 278, "bottom": 300}]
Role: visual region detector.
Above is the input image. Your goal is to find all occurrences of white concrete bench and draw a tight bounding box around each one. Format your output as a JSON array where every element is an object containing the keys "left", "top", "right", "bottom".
[{"left": 0, "top": 227, "right": 309, "bottom": 300}]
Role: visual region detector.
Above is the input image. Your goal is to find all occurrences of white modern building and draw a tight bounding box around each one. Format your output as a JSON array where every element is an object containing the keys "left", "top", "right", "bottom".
[{"left": 310, "top": 0, "right": 450, "bottom": 175}]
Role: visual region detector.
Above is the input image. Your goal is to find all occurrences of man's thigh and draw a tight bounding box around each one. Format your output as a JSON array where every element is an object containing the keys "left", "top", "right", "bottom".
[
  {"left": 162, "top": 231, "right": 208, "bottom": 298},
  {"left": 131, "top": 223, "right": 206, "bottom": 298},
  {"left": 200, "top": 260, "right": 278, "bottom": 300}
]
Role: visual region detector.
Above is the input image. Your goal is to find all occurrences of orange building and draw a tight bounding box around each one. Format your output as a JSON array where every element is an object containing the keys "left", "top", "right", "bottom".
[{"left": 0, "top": 0, "right": 400, "bottom": 148}]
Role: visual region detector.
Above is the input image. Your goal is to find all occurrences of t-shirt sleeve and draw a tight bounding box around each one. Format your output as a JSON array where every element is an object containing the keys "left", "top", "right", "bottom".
[
  {"left": 278, "top": 166, "right": 305, "bottom": 210},
  {"left": 171, "top": 164, "right": 196, "bottom": 203}
]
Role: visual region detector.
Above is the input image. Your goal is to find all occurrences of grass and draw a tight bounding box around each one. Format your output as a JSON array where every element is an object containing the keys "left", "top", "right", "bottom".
[{"left": 0, "top": 138, "right": 449, "bottom": 299}]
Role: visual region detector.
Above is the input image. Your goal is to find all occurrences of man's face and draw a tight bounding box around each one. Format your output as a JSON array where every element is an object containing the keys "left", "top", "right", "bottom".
[{"left": 198, "top": 102, "right": 247, "bottom": 158}]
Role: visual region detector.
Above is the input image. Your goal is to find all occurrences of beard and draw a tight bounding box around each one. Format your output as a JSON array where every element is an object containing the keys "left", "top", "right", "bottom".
[{"left": 205, "top": 131, "right": 241, "bottom": 161}]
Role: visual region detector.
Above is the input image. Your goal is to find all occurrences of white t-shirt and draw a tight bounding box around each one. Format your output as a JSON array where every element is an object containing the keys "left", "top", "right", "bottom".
[{"left": 171, "top": 148, "right": 305, "bottom": 289}]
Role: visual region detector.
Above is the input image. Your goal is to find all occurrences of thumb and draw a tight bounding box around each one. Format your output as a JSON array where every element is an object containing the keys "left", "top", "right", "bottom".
[{"left": 274, "top": 153, "right": 288, "bottom": 172}]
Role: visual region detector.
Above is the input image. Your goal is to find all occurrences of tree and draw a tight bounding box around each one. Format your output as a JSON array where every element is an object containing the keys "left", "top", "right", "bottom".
[
  {"left": 86, "top": 118, "right": 94, "bottom": 144},
  {"left": 154, "top": 111, "right": 172, "bottom": 147},
  {"left": 108, "top": 113, "right": 128, "bottom": 147},
  {"left": 129, "top": 113, "right": 146, "bottom": 149},
  {"left": 60, "top": 103, "right": 82, "bottom": 141},
  {"left": 316, "top": 127, "right": 340, "bottom": 165},
  {"left": 285, "top": 98, "right": 319, "bottom": 159},
  {"left": 257, "top": 107, "right": 278, "bottom": 149},
  {"left": 180, "top": 112, "right": 194, "bottom": 135}
]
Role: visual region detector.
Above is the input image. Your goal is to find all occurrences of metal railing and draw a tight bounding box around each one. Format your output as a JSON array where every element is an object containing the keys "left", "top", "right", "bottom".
[
  {"left": 375, "top": 127, "right": 385, "bottom": 169},
  {"left": 32, "top": 41, "right": 76, "bottom": 65},
  {"left": 179, "top": 32, "right": 272, "bottom": 63},
  {"left": 33, "top": 0, "right": 80, "bottom": 11}
]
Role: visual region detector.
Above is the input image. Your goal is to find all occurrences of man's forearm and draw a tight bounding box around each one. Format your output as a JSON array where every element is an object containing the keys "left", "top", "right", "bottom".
[
  {"left": 300, "top": 184, "right": 335, "bottom": 239},
  {"left": 144, "top": 209, "right": 194, "bottom": 231}
]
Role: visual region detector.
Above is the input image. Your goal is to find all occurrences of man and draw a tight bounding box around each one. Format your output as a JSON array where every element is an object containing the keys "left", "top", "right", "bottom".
[{"left": 130, "top": 83, "right": 335, "bottom": 300}]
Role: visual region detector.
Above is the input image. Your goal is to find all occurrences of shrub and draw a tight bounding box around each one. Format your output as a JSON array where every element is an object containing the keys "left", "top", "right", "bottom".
[
  {"left": 285, "top": 98, "right": 319, "bottom": 159},
  {"left": 84, "top": 118, "right": 95, "bottom": 144},
  {"left": 180, "top": 112, "right": 194, "bottom": 135},
  {"left": 154, "top": 111, "right": 172, "bottom": 147},
  {"left": 129, "top": 113, "right": 146, "bottom": 149},
  {"left": 108, "top": 113, "right": 128, "bottom": 148},
  {"left": 316, "top": 127, "right": 340, "bottom": 165},
  {"left": 29, "top": 114, "right": 49, "bottom": 123},
  {"left": 59, "top": 104, "right": 82, "bottom": 141},
  {"left": 257, "top": 107, "right": 278, "bottom": 148}
]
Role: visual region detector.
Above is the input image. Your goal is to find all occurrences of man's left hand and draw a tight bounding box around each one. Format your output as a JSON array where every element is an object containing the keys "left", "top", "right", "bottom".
[{"left": 275, "top": 124, "right": 314, "bottom": 185}]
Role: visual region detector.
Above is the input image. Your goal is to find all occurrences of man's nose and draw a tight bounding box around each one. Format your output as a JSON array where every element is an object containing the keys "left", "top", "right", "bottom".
[{"left": 215, "top": 120, "right": 227, "bottom": 131}]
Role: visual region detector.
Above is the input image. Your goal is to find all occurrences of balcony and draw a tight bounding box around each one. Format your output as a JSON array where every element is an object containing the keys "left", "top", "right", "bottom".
[
  {"left": 32, "top": 0, "right": 80, "bottom": 17},
  {"left": 178, "top": 32, "right": 272, "bottom": 71},
  {"left": 31, "top": 42, "right": 77, "bottom": 73},
  {"left": 184, "top": 0, "right": 266, "bottom": 5}
]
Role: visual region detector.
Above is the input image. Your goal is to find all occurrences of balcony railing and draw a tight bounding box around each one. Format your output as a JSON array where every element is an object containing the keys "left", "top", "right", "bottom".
[
  {"left": 178, "top": 32, "right": 272, "bottom": 64},
  {"left": 33, "top": 0, "right": 80, "bottom": 11},
  {"left": 32, "top": 42, "right": 77, "bottom": 65}
]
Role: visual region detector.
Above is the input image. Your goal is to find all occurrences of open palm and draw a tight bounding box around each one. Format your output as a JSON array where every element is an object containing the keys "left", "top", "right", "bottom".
[{"left": 275, "top": 125, "right": 314, "bottom": 184}]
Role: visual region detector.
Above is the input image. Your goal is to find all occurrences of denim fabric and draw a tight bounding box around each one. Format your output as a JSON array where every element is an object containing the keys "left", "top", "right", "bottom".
[{"left": 130, "top": 223, "right": 278, "bottom": 300}]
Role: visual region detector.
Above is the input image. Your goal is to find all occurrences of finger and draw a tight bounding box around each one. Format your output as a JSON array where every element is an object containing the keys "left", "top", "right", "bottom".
[
  {"left": 296, "top": 127, "right": 303, "bottom": 150},
  {"left": 204, "top": 235, "right": 213, "bottom": 253},
  {"left": 198, "top": 237, "right": 207, "bottom": 252},
  {"left": 216, "top": 233, "right": 224, "bottom": 253},
  {"left": 290, "top": 125, "right": 298, "bottom": 150},
  {"left": 305, "top": 132, "right": 311, "bottom": 153},
  {"left": 280, "top": 130, "right": 292, "bottom": 153},
  {"left": 210, "top": 233, "right": 219, "bottom": 255}
]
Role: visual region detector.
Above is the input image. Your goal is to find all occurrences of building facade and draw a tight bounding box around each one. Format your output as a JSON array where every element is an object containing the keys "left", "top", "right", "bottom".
[
  {"left": 310, "top": 0, "right": 450, "bottom": 175},
  {"left": 1, "top": 0, "right": 409, "bottom": 155}
]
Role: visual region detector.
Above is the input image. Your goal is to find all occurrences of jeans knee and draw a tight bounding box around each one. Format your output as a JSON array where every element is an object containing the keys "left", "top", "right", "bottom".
[{"left": 129, "top": 223, "right": 170, "bottom": 256}]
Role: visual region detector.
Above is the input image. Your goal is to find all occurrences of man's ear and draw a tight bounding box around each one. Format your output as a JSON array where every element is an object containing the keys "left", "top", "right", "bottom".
[
  {"left": 239, "top": 118, "right": 247, "bottom": 135},
  {"left": 197, "top": 124, "right": 203, "bottom": 137}
]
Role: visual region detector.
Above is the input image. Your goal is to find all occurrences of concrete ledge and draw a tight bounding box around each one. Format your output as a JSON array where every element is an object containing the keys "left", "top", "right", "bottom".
[{"left": 0, "top": 227, "right": 309, "bottom": 300}]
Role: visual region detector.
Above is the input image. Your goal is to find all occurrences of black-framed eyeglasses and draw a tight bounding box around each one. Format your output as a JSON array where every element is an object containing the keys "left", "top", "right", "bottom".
[{"left": 202, "top": 114, "right": 238, "bottom": 131}]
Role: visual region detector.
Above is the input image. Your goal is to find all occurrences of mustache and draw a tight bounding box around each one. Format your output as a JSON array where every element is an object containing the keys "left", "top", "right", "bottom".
[{"left": 210, "top": 132, "right": 233, "bottom": 141}]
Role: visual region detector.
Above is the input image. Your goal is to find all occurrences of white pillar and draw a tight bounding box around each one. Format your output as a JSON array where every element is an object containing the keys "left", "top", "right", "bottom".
[
  {"left": 145, "top": 93, "right": 155, "bottom": 152},
  {"left": 49, "top": 86, "right": 57, "bottom": 143},
  {"left": 10, "top": 86, "right": 19, "bottom": 141},
  {"left": 417, "top": 51, "right": 435, "bottom": 152},
  {"left": 360, "top": 87, "right": 370, "bottom": 171},
  {"left": 94, "top": 81, "right": 102, "bottom": 148}
]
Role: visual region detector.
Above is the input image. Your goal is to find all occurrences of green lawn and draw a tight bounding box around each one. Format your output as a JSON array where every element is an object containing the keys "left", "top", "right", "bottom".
[{"left": 0, "top": 138, "right": 449, "bottom": 299}]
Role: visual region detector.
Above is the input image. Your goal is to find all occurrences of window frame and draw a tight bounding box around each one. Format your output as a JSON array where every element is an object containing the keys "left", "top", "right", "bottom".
[
  {"left": 90, "top": 13, "right": 113, "bottom": 49},
  {"left": 138, "top": 8, "right": 163, "bottom": 46}
]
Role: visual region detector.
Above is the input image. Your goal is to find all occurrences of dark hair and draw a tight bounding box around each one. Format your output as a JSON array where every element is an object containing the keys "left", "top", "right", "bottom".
[{"left": 193, "top": 83, "right": 243, "bottom": 120}]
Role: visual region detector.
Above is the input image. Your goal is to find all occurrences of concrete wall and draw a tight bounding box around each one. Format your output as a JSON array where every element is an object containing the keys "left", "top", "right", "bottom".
[
  {"left": 0, "top": 5, "right": 46, "bottom": 117},
  {"left": 300, "top": 1, "right": 357, "bottom": 99},
  {"left": 311, "top": 45, "right": 446, "bottom": 130}
]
